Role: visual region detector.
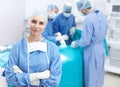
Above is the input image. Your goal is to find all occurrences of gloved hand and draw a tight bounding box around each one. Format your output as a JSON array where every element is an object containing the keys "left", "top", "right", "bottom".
[
  {"left": 38, "top": 70, "right": 50, "bottom": 79},
  {"left": 60, "top": 40, "right": 66, "bottom": 47},
  {"left": 70, "top": 27, "right": 76, "bottom": 36},
  {"left": 71, "top": 41, "right": 77, "bottom": 48},
  {"left": 13, "top": 65, "right": 49, "bottom": 86},
  {"left": 30, "top": 70, "right": 50, "bottom": 86},
  {"left": 61, "top": 35, "right": 69, "bottom": 40},
  {"left": 55, "top": 36, "right": 62, "bottom": 41},
  {"left": 13, "top": 65, "right": 23, "bottom": 73},
  {"left": 54, "top": 32, "right": 61, "bottom": 37},
  {"left": 30, "top": 70, "right": 50, "bottom": 82},
  {"left": 55, "top": 32, "right": 62, "bottom": 41},
  {"left": 55, "top": 32, "right": 69, "bottom": 41},
  {"left": 30, "top": 80, "right": 40, "bottom": 86}
]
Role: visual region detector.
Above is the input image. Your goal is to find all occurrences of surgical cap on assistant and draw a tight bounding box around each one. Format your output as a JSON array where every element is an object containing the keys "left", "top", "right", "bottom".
[
  {"left": 63, "top": 3, "right": 72, "bottom": 13},
  {"left": 47, "top": 4, "right": 55, "bottom": 11},
  {"left": 54, "top": 5, "right": 58, "bottom": 10},
  {"left": 76, "top": 0, "right": 92, "bottom": 10}
]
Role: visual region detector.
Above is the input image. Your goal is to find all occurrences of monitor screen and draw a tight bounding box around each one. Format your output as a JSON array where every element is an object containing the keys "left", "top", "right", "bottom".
[{"left": 112, "top": 5, "right": 120, "bottom": 12}]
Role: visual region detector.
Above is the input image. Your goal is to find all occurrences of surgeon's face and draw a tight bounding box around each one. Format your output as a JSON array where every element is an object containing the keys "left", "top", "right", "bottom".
[
  {"left": 29, "top": 16, "right": 46, "bottom": 36},
  {"left": 79, "top": 9, "right": 88, "bottom": 16},
  {"left": 78, "top": 9, "right": 85, "bottom": 16}
]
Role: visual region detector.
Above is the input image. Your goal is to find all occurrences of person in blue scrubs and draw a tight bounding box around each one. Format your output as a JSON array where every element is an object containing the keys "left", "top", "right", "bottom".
[
  {"left": 52, "top": 2, "right": 76, "bottom": 45},
  {"left": 47, "top": 4, "right": 58, "bottom": 21},
  {"left": 4, "top": 11, "right": 62, "bottom": 87},
  {"left": 42, "top": 4, "right": 59, "bottom": 44},
  {"left": 54, "top": 5, "right": 59, "bottom": 14},
  {"left": 71, "top": 0, "right": 108, "bottom": 87}
]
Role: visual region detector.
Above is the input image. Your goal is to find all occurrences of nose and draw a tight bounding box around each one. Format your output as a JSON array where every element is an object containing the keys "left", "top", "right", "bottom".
[{"left": 35, "top": 23, "right": 39, "bottom": 28}]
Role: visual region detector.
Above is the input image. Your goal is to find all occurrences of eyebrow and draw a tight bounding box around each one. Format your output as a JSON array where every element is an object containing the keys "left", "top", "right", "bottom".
[
  {"left": 31, "top": 19, "right": 45, "bottom": 24},
  {"left": 31, "top": 19, "right": 36, "bottom": 21},
  {"left": 39, "top": 21, "right": 44, "bottom": 25}
]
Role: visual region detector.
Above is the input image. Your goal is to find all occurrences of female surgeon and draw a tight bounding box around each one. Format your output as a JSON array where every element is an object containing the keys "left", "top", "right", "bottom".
[
  {"left": 71, "top": 0, "right": 108, "bottom": 87},
  {"left": 4, "top": 11, "right": 62, "bottom": 87}
]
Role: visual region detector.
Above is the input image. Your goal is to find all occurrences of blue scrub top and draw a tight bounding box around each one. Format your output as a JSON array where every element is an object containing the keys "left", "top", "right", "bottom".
[{"left": 4, "top": 38, "right": 62, "bottom": 87}]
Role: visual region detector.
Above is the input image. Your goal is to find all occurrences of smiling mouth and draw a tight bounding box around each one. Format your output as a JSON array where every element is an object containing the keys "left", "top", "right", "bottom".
[{"left": 33, "top": 29, "right": 39, "bottom": 32}]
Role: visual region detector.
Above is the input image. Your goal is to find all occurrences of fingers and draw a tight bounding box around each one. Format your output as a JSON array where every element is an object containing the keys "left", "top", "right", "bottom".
[
  {"left": 60, "top": 40, "right": 66, "bottom": 46},
  {"left": 71, "top": 41, "right": 77, "bottom": 48},
  {"left": 62, "top": 35, "right": 69, "bottom": 40},
  {"left": 54, "top": 32, "right": 61, "bottom": 36},
  {"left": 30, "top": 80, "right": 40, "bottom": 86},
  {"left": 42, "top": 70, "right": 50, "bottom": 78},
  {"left": 70, "top": 27, "right": 75, "bottom": 36},
  {"left": 13, "top": 65, "right": 23, "bottom": 73}
]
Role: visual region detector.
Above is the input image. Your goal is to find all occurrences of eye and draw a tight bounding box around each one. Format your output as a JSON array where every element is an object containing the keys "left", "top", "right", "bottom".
[
  {"left": 39, "top": 21, "right": 44, "bottom": 25},
  {"left": 65, "top": 12, "right": 70, "bottom": 13},
  {"left": 31, "top": 20, "right": 37, "bottom": 24}
]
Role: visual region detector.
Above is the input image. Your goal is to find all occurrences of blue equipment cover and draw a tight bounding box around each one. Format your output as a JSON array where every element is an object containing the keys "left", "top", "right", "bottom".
[
  {"left": 0, "top": 50, "right": 10, "bottom": 68},
  {"left": 59, "top": 46, "right": 84, "bottom": 87}
]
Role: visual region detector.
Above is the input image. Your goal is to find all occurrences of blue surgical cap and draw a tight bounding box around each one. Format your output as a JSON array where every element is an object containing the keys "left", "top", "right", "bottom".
[
  {"left": 47, "top": 4, "right": 55, "bottom": 11},
  {"left": 29, "top": 10, "right": 48, "bottom": 23},
  {"left": 63, "top": 3, "right": 72, "bottom": 13},
  {"left": 76, "top": 0, "right": 92, "bottom": 10},
  {"left": 54, "top": 5, "right": 58, "bottom": 10}
]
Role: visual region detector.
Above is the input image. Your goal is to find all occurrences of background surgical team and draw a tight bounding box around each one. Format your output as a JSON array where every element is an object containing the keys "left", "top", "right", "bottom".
[{"left": 25, "top": 2, "right": 81, "bottom": 46}]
